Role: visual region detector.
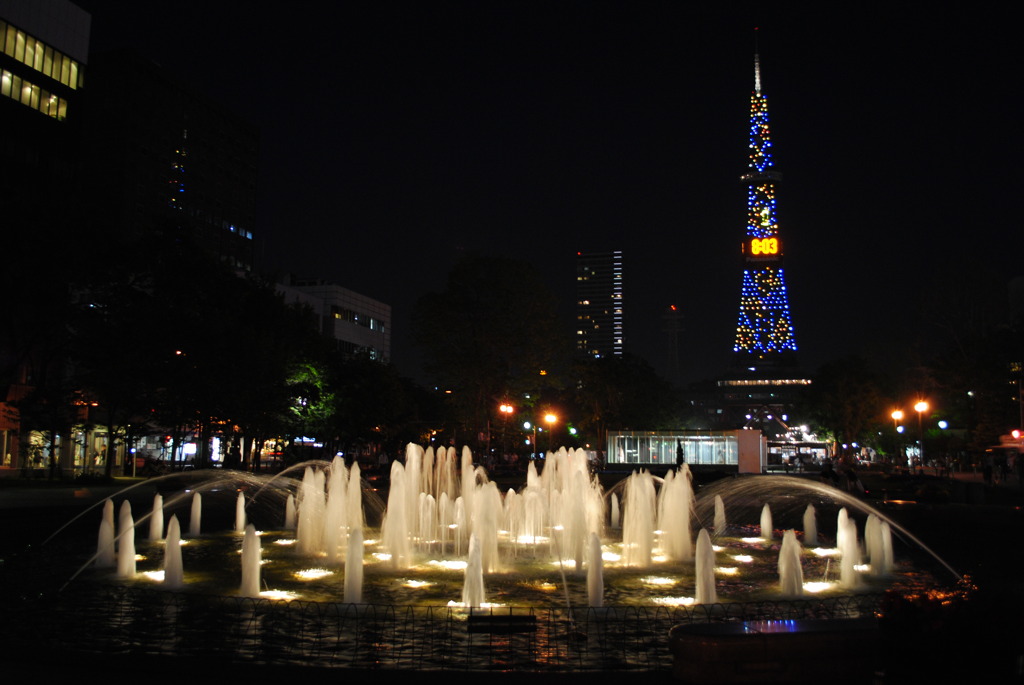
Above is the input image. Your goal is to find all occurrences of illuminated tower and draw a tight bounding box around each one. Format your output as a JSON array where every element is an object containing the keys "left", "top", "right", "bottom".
[{"left": 732, "top": 52, "right": 798, "bottom": 371}]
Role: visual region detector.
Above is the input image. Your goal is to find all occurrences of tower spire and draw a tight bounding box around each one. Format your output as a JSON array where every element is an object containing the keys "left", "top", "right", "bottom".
[{"left": 753, "top": 27, "right": 762, "bottom": 95}]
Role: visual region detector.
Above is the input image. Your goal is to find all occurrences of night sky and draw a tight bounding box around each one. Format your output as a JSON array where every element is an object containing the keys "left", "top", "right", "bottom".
[{"left": 74, "top": 2, "right": 1021, "bottom": 387}]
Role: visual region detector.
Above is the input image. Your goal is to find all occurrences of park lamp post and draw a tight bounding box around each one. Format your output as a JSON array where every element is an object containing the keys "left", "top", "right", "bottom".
[
  {"left": 544, "top": 412, "right": 558, "bottom": 450},
  {"left": 891, "top": 410, "right": 904, "bottom": 467},
  {"left": 915, "top": 400, "right": 929, "bottom": 470},
  {"left": 524, "top": 413, "right": 558, "bottom": 458},
  {"left": 499, "top": 403, "right": 514, "bottom": 458},
  {"left": 524, "top": 421, "right": 537, "bottom": 460}
]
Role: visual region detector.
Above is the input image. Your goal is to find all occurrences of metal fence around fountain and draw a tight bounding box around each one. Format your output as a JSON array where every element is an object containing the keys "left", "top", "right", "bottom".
[{"left": 6, "top": 585, "right": 889, "bottom": 673}]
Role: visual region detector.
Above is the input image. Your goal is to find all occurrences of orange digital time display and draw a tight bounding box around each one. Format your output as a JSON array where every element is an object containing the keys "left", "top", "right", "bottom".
[{"left": 749, "top": 237, "right": 779, "bottom": 256}]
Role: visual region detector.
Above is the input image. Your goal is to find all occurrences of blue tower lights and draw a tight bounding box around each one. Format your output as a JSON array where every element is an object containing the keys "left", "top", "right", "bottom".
[
  {"left": 733, "top": 53, "right": 797, "bottom": 358},
  {"left": 748, "top": 92, "right": 773, "bottom": 174},
  {"left": 734, "top": 269, "right": 797, "bottom": 354},
  {"left": 746, "top": 183, "right": 778, "bottom": 239}
]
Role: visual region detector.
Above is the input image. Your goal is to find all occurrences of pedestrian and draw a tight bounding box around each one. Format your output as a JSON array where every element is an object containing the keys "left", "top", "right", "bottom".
[
  {"left": 982, "top": 451, "right": 994, "bottom": 486},
  {"left": 821, "top": 460, "right": 840, "bottom": 487}
]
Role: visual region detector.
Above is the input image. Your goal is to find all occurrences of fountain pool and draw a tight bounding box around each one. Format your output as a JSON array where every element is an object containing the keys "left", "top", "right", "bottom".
[{"left": 60, "top": 444, "right": 959, "bottom": 610}]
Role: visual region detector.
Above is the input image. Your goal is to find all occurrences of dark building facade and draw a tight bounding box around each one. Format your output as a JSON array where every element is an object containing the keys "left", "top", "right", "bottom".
[
  {"left": 2, "top": 4, "right": 262, "bottom": 474},
  {"left": 1, "top": 0, "right": 91, "bottom": 470},
  {"left": 81, "top": 48, "right": 259, "bottom": 273},
  {"left": 0, "top": 0, "right": 88, "bottom": 223}
]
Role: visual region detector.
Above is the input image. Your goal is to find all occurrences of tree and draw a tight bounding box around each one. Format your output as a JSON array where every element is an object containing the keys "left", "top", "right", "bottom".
[
  {"left": 412, "top": 255, "right": 573, "bottom": 445},
  {"left": 68, "top": 227, "right": 325, "bottom": 471},
  {"left": 326, "top": 354, "right": 427, "bottom": 458},
  {"left": 2, "top": 199, "right": 82, "bottom": 475},
  {"left": 572, "top": 353, "right": 682, "bottom": 446},
  {"left": 916, "top": 265, "right": 1023, "bottom": 454},
  {"left": 803, "top": 355, "right": 885, "bottom": 462}
]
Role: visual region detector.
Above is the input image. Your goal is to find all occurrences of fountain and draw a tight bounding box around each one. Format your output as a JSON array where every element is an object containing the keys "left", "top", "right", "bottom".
[
  {"left": 95, "top": 499, "right": 115, "bottom": 569},
  {"left": 4, "top": 444, "right": 977, "bottom": 678},
  {"left": 803, "top": 503, "right": 818, "bottom": 546},
  {"left": 189, "top": 492, "right": 202, "bottom": 537},
  {"left": 837, "top": 508, "right": 862, "bottom": 590},
  {"left": 239, "top": 523, "right": 261, "bottom": 597},
  {"left": 461, "top": 533, "right": 485, "bottom": 607},
  {"left": 235, "top": 492, "right": 246, "bottom": 533},
  {"left": 865, "top": 513, "right": 894, "bottom": 576},
  {"left": 658, "top": 467, "right": 694, "bottom": 562},
  {"left": 759, "top": 503, "right": 773, "bottom": 540},
  {"left": 778, "top": 529, "right": 803, "bottom": 596},
  {"left": 713, "top": 495, "right": 726, "bottom": 537},
  {"left": 587, "top": 531, "right": 604, "bottom": 607},
  {"left": 116, "top": 500, "right": 136, "bottom": 578},
  {"left": 36, "top": 445, "right": 964, "bottom": 648},
  {"left": 164, "top": 515, "right": 184, "bottom": 588},
  {"left": 621, "top": 468, "right": 657, "bottom": 567},
  {"left": 149, "top": 494, "right": 164, "bottom": 541},
  {"left": 694, "top": 528, "right": 716, "bottom": 604},
  {"left": 344, "top": 523, "right": 363, "bottom": 603}
]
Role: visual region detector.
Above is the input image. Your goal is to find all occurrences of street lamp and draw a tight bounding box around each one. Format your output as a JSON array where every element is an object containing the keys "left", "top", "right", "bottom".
[
  {"left": 544, "top": 413, "right": 558, "bottom": 450},
  {"left": 914, "top": 400, "right": 929, "bottom": 472},
  {"left": 499, "top": 403, "right": 514, "bottom": 458},
  {"left": 524, "top": 421, "right": 536, "bottom": 460},
  {"left": 891, "top": 410, "right": 904, "bottom": 467}
]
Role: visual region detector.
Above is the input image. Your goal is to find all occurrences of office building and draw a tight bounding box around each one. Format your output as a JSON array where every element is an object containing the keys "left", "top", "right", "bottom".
[
  {"left": 278, "top": 277, "right": 391, "bottom": 363},
  {"left": 575, "top": 250, "right": 624, "bottom": 359}
]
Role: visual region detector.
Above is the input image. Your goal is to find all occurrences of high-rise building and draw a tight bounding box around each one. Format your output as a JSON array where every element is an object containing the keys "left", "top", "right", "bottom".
[
  {"left": 0, "top": 0, "right": 88, "bottom": 124},
  {"left": 81, "top": 49, "right": 259, "bottom": 273},
  {"left": 1, "top": 0, "right": 91, "bottom": 470},
  {"left": 717, "top": 51, "right": 810, "bottom": 435},
  {"left": 0, "top": 0, "right": 89, "bottom": 218},
  {"left": 575, "top": 250, "right": 624, "bottom": 359}
]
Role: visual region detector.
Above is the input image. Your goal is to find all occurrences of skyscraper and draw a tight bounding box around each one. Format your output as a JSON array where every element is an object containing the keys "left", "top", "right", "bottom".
[
  {"left": 731, "top": 52, "right": 798, "bottom": 372},
  {"left": 576, "top": 250, "right": 624, "bottom": 359}
]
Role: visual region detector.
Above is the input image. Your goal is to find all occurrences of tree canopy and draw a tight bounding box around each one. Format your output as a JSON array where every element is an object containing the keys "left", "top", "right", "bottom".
[{"left": 412, "top": 254, "right": 573, "bottom": 437}]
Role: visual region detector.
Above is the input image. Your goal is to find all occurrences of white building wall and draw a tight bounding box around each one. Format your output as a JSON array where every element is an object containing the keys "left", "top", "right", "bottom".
[{"left": 276, "top": 278, "right": 391, "bottom": 362}]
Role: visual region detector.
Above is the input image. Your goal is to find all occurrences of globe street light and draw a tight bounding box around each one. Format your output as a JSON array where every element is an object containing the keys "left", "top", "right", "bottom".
[{"left": 523, "top": 421, "right": 536, "bottom": 460}]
